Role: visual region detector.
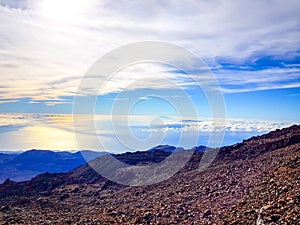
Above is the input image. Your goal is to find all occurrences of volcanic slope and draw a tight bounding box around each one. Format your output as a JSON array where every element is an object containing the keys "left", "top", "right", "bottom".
[{"left": 0, "top": 125, "right": 299, "bottom": 224}]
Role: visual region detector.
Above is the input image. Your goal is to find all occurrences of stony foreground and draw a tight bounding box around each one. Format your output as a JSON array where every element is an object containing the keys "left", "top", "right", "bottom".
[{"left": 0, "top": 125, "right": 299, "bottom": 224}]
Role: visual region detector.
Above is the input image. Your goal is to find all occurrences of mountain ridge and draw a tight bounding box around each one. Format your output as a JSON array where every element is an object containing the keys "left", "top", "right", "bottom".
[
  {"left": 0, "top": 150, "right": 108, "bottom": 183},
  {"left": 0, "top": 124, "right": 299, "bottom": 224}
]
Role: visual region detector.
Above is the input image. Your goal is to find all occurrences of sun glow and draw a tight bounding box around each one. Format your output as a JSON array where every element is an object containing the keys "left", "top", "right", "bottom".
[{"left": 41, "top": 0, "right": 86, "bottom": 22}]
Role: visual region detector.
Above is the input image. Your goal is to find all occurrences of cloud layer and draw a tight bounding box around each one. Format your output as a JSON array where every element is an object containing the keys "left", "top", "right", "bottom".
[
  {"left": 0, "top": 113, "right": 294, "bottom": 151},
  {"left": 0, "top": 0, "right": 299, "bottom": 105}
]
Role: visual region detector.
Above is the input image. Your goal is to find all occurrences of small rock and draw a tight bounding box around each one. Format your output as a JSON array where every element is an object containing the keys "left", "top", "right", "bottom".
[{"left": 203, "top": 209, "right": 212, "bottom": 217}]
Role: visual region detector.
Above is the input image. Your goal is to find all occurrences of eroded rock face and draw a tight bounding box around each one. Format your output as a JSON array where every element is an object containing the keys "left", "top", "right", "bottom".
[{"left": 0, "top": 125, "right": 299, "bottom": 224}]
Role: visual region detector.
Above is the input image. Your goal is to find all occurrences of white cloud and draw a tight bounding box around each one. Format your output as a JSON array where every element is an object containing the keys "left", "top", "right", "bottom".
[
  {"left": 0, "top": 113, "right": 295, "bottom": 151},
  {"left": 0, "top": 0, "right": 299, "bottom": 103},
  {"left": 144, "top": 117, "right": 293, "bottom": 134},
  {"left": 214, "top": 67, "right": 300, "bottom": 93}
]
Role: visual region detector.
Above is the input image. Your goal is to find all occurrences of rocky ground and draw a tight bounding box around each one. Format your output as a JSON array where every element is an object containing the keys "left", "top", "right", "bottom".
[{"left": 0, "top": 125, "right": 299, "bottom": 224}]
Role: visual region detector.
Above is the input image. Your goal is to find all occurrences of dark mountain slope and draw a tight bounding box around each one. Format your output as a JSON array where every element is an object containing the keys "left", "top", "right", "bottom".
[
  {"left": 217, "top": 124, "right": 300, "bottom": 161},
  {"left": 0, "top": 125, "right": 299, "bottom": 224},
  {"left": 0, "top": 150, "right": 107, "bottom": 183}
]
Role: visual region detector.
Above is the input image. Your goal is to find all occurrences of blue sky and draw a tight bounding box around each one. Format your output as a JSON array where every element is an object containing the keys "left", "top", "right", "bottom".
[{"left": 0, "top": 0, "right": 299, "bottom": 151}]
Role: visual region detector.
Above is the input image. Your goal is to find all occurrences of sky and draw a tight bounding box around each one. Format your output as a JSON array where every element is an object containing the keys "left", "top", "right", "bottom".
[{"left": 0, "top": 0, "right": 299, "bottom": 152}]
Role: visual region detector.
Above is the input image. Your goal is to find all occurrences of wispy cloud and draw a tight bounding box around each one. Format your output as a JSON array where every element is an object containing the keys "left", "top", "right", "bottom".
[
  {"left": 0, "top": 0, "right": 299, "bottom": 104},
  {"left": 214, "top": 67, "right": 300, "bottom": 93}
]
